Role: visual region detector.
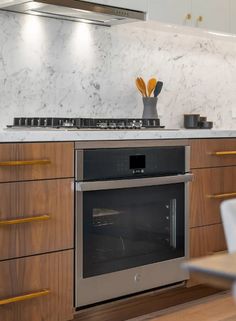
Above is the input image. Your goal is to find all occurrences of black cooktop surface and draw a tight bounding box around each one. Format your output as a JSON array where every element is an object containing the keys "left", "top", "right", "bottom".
[{"left": 8, "top": 117, "right": 165, "bottom": 130}]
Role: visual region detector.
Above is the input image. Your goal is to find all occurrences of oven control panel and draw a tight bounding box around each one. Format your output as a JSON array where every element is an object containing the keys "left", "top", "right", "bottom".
[{"left": 77, "top": 146, "right": 187, "bottom": 181}]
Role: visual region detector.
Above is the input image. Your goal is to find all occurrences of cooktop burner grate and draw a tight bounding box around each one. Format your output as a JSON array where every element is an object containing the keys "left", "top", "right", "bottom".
[{"left": 8, "top": 117, "right": 165, "bottom": 130}]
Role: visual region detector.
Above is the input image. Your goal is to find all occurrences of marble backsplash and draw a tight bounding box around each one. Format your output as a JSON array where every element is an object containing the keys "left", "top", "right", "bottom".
[{"left": 0, "top": 10, "right": 236, "bottom": 129}]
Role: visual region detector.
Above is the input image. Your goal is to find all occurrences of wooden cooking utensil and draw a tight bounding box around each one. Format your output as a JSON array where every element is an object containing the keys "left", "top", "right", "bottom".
[
  {"left": 147, "top": 78, "right": 157, "bottom": 97},
  {"left": 135, "top": 78, "right": 145, "bottom": 97},
  {"left": 139, "top": 77, "right": 147, "bottom": 97}
]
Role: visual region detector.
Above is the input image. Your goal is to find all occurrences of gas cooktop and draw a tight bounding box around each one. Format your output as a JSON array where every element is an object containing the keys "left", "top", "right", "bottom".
[{"left": 8, "top": 117, "right": 165, "bottom": 130}]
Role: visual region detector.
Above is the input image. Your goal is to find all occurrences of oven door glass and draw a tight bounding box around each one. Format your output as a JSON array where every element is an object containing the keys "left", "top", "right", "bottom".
[{"left": 83, "top": 183, "right": 185, "bottom": 278}]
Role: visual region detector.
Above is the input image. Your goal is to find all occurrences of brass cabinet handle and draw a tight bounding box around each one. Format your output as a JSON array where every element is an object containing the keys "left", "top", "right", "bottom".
[
  {"left": 0, "top": 289, "right": 50, "bottom": 306},
  {"left": 0, "top": 159, "right": 51, "bottom": 167},
  {"left": 207, "top": 192, "right": 236, "bottom": 200},
  {"left": 197, "top": 15, "right": 203, "bottom": 22},
  {"left": 212, "top": 151, "right": 236, "bottom": 156},
  {"left": 0, "top": 215, "right": 50, "bottom": 226},
  {"left": 186, "top": 13, "right": 192, "bottom": 20}
]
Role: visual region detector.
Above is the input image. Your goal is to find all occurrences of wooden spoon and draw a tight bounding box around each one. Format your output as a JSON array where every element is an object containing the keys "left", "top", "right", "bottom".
[
  {"left": 135, "top": 78, "right": 145, "bottom": 97},
  {"left": 147, "top": 78, "right": 157, "bottom": 97},
  {"left": 138, "top": 77, "right": 147, "bottom": 97}
]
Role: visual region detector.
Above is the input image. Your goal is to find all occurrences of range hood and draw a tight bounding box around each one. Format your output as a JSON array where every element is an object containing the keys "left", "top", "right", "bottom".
[{"left": 1, "top": 0, "right": 146, "bottom": 26}]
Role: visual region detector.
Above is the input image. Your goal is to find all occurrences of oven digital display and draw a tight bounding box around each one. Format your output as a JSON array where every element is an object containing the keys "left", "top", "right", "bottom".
[{"left": 129, "top": 155, "right": 146, "bottom": 169}]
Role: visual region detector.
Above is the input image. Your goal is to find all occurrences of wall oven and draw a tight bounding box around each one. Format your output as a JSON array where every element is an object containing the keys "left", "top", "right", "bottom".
[{"left": 75, "top": 140, "right": 192, "bottom": 308}]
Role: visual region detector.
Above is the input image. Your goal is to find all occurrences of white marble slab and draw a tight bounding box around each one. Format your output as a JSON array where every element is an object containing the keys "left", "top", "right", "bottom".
[
  {"left": 1, "top": 11, "right": 236, "bottom": 130},
  {"left": 1, "top": 129, "right": 236, "bottom": 143}
]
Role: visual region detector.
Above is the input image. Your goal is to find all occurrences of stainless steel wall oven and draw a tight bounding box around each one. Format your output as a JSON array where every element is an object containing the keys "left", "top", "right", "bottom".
[{"left": 75, "top": 140, "right": 192, "bottom": 308}]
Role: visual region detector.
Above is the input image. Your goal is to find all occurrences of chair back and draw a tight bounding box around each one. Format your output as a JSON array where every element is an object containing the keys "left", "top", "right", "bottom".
[{"left": 221, "top": 199, "right": 236, "bottom": 254}]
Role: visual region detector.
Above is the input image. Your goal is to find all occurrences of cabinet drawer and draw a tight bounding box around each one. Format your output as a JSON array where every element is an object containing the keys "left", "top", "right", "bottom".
[
  {"left": 0, "top": 251, "right": 73, "bottom": 321},
  {"left": 190, "top": 139, "right": 236, "bottom": 169},
  {"left": 0, "top": 143, "right": 74, "bottom": 182},
  {"left": 190, "top": 167, "right": 236, "bottom": 227},
  {"left": 0, "top": 179, "right": 73, "bottom": 260},
  {"left": 190, "top": 224, "right": 226, "bottom": 258}
]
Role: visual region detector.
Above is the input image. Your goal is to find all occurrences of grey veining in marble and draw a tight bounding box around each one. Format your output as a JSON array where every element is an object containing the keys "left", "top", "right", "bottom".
[
  {"left": 0, "top": 11, "right": 236, "bottom": 129},
  {"left": 1, "top": 129, "right": 236, "bottom": 143}
]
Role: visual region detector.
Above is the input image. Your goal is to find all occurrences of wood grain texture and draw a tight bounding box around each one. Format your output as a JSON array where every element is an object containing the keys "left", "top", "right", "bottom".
[
  {"left": 186, "top": 252, "right": 236, "bottom": 287},
  {"left": 186, "top": 253, "right": 236, "bottom": 283},
  {"left": 190, "top": 139, "right": 236, "bottom": 169},
  {"left": 147, "top": 294, "right": 236, "bottom": 321},
  {"left": 0, "top": 179, "right": 74, "bottom": 260},
  {"left": 190, "top": 167, "right": 236, "bottom": 227},
  {"left": 73, "top": 286, "right": 220, "bottom": 321},
  {"left": 190, "top": 224, "right": 227, "bottom": 258},
  {"left": 0, "top": 250, "right": 73, "bottom": 321},
  {"left": 0, "top": 142, "right": 74, "bottom": 182}
]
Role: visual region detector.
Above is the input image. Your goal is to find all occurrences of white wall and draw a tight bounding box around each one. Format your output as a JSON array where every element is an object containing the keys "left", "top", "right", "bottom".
[{"left": 0, "top": 11, "right": 236, "bottom": 129}]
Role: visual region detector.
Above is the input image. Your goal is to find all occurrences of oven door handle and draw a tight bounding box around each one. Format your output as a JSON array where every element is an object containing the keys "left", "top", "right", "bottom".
[{"left": 76, "top": 174, "right": 193, "bottom": 192}]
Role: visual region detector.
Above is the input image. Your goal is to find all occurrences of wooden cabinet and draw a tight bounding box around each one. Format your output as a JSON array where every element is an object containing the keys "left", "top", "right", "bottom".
[
  {"left": 190, "top": 167, "right": 236, "bottom": 227},
  {"left": 0, "top": 142, "right": 74, "bottom": 321},
  {"left": 190, "top": 224, "right": 226, "bottom": 258},
  {"left": 148, "top": 0, "right": 230, "bottom": 34},
  {"left": 148, "top": 0, "right": 192, "bottom": 26},
  {"left": 0, "top": 143, "right": 74, "bottom": 182},
  {"left": 0, "top": 179, "right": 74, "bottom": 260},
  {"left": 188, "top": 138, "right": 232, "bottom": 286},
  {"left": 190, "top": 139, "right": 236, "bottom": 169},
  {"left": 0, "top": 251, "right": 73, "bottom": 321}
]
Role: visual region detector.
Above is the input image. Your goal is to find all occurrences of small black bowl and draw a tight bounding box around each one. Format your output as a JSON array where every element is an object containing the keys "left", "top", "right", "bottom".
[
  {"left": 199, "top": 121, "right": 213, "bottom": 129},
  {"left": 184, "top": 114, "right": 200, "bottom": 129}
]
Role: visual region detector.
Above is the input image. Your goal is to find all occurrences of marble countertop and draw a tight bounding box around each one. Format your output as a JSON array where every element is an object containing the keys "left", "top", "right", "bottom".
[
  {"left": 1, "top": 128, "right": 236, "bottom": 142},
  {"left": 0, "top": 129, "right": 236, "bottom": 143}
]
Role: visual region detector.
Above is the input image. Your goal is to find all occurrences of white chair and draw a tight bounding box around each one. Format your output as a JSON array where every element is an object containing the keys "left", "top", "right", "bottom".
[
  {"left": 221, "top": 199, "right": 236, "bottom": 254},
  {"left": 221, "top": 199, "right": 236, "bottom": 299}
]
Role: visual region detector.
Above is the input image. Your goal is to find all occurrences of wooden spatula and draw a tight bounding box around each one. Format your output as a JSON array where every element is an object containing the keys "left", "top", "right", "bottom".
[
  {"left": 147, "top": 78, "right": 157, "bottom": 97},
  {"left": 136, "top": 78, "right": 147, "bottom": 97},
  {"left": 135, "top": 78, "right": 145, "bottom": 96},
  {"left": 138, "top": 77, "right": 147, "bottom": 97}
]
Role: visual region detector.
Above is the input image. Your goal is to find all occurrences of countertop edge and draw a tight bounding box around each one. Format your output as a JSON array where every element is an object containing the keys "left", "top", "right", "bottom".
[{"left": 1, "top": 129, "right": 236, "bottom": 143}]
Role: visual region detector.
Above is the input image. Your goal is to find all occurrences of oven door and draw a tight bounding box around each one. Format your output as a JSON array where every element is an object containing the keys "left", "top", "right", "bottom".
[{"left": 75, "top": 174, "right": 192, "bottom": 307}]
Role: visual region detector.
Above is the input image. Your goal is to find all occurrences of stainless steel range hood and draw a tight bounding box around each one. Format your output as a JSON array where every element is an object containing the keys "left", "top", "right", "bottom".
[{"left": 1, "top": 0, "right": 146, "bottom": 26}]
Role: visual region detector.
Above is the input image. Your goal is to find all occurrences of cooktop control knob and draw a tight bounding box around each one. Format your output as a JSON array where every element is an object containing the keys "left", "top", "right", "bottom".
[
  {"left": 117, "top": 122, "right": 125, "bottom": 129},
  {"left": 109, "top": 122, "right": 116, "bottom": 129},
  {"left": 98, "top": 122, "right": 107, "bottom": 129}
]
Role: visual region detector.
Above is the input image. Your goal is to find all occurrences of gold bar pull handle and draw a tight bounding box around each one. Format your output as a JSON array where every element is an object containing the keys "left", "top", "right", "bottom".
[
  {"left": 0, "top": 159, "right": 51, "bottom": 167},
  {"left": 0, "top": 215, "right": 50, "bottom": 226},
  {"left": 207, "top": 192, "right": 236, "bottom": 200},
  {"left": 0, "top": 289, "right": 50, "bottom": 306},
  {"left": 212, "top": 151, "right": 236, "bottom": 156}
]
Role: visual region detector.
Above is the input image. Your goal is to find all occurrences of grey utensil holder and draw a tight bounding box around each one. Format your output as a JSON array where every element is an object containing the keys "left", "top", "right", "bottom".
[{"left": 142, "top": 97, "right": 158, "bottom": 119}]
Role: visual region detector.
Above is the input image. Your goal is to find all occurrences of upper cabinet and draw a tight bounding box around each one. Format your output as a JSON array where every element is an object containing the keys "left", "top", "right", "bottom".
[
  {"left": 229, "top": 0, "right": 236, "bottom": 34},
  {"left": 148, "top": 0, "right": 231, "bottom": 35},
  {"left": 80, "top": 0, "right": 148, "bottom": 12},
  {"left": 191, "top": 0, "right": 229, "bottom": 33},
  {"left": 148, "top": 0, "right": 192, "bottom": 27}
]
